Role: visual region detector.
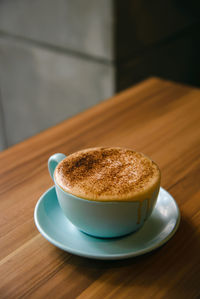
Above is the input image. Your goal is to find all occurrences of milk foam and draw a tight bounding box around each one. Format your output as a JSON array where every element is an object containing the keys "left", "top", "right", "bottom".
[{"left": 55, "top": 147, "right": 161, "bottom": 201}]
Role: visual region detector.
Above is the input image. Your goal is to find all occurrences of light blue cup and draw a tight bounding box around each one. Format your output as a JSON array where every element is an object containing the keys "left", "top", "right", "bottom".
[{"left": 48, "top": 153, "right": 160, "bottom": 238}]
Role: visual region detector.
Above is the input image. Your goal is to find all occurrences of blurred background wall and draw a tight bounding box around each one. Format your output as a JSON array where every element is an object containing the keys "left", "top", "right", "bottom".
[{"left": 0, "top": 0, "right": 200, "bottom": 150}]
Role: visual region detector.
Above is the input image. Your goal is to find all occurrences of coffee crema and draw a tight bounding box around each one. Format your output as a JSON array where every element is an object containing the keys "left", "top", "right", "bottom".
[{"left": 54, "top": 147, "right": 161, "bottom": 202}]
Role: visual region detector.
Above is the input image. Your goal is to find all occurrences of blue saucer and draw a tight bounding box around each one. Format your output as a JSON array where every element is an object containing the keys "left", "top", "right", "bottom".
[{"left": 34, "top": 187, "right": 180, "bottom": 260}]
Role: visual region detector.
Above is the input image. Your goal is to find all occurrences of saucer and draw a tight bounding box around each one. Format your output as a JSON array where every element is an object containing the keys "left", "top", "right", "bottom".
[{"left": 34, "top": 186, "right": 180, "bottom": 260}]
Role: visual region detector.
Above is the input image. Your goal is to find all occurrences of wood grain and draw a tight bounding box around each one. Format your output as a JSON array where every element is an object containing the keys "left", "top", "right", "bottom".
[{"left": 0, "top": 78, "right": 200, "bottom": 298}]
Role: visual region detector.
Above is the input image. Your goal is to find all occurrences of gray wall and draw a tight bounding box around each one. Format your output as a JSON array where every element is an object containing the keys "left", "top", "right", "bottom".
[
  {"left": 0, "top": 0, "right": 114, "bottom": 60},
  {"left": 0, "top": 0, "right": 115, "bottom": 150}
]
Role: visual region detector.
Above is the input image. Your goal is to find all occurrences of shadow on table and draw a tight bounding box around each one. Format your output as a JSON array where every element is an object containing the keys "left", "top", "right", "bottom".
[{"left": 54, "top": 214, "right": 200, "bottom": 296}]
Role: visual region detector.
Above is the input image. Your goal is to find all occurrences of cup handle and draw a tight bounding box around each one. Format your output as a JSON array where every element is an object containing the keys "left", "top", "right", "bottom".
[{"left": 48, "top": 153, "right": 66, "bottom": 180}]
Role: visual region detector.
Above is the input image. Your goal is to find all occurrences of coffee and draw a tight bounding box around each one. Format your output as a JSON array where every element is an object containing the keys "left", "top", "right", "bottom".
[
  {"left": 49, "top": 148, "right": 161, "bottom": 237},
  {"left": 54, "top": 147, "right": 161, "bottom": 202}
]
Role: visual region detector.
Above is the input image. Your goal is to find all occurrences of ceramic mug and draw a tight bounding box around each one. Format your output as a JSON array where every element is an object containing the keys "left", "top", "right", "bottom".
[{"left": 48, "top": 153, "right": 160, "bottom": 238}]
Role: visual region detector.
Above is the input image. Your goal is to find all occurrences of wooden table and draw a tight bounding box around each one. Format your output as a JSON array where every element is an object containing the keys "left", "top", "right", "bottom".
[{"left": 0, "top": 78, "right": 200, "bottom": 298}]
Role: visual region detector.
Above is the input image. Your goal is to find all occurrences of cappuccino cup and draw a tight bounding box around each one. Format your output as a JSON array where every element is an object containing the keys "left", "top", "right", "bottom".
[{"left": 48, "top": 147, "right": 161, "bottom": 238}]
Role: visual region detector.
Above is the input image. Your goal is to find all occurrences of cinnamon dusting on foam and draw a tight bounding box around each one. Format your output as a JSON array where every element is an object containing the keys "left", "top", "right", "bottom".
[{"left": 54, "top": 147, "right": 161, "bottom": 201}]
